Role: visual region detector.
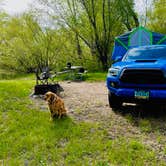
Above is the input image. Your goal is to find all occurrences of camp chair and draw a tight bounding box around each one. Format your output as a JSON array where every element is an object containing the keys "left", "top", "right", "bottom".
[{"left": 35, "top": 67, "right": 56, "bottom": 85}]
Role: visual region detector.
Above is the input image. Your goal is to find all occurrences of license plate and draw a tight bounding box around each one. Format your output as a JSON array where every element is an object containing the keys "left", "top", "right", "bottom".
[{"left": 134, "top": 90, "right": 149, "bottom": 99}]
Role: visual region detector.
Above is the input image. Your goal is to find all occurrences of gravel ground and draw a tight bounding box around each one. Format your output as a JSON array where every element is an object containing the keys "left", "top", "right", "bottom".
[{"left": 32, "top": 81, "right": 166, "bottom": 162}]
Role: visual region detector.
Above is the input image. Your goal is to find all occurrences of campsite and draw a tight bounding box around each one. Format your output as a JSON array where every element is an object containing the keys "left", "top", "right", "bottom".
[
  {"left": 1, "top": 77, "right": 166, "bottom": 165},
  {"left": 0, "top": 0, "right": 166, "bottom": 165}
]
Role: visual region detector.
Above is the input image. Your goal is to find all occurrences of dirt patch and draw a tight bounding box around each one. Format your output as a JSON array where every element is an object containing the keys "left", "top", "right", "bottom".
[{"left": 31, "top": 81, "right": 166, "bottom": 162}]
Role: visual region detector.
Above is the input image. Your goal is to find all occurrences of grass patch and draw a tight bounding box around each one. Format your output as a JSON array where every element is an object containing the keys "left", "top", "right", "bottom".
[
  {"left": 0, "top": 78, "right": 165, "bottom": 165},
  {"left": 55, "top": 72, "right": 107, "bottom": 82},
  {"left": 85, "top": 72, "right": 107, "bottom": 82},
  {"left": 139, "top": 119, "right": 152, "bottom": 133},
  {"left": 0, "top": 71, "right": 107, "bottom": 82},
  {"left": 0, "top": 69, "right": 33, "bottom": 80}
]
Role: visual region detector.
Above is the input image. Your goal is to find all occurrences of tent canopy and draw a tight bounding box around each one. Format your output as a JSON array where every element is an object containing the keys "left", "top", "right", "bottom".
[{"left": 112, "top": 26, "right": 166, "bottom": 61}]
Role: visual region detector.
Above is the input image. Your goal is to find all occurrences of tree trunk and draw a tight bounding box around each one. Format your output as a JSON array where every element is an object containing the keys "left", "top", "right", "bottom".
[
  {"left": 75, "top": 32, "right": 82, "bottom": 58},
  {"left": 98, "top": 52, "right": 108, "bottom": 71}
]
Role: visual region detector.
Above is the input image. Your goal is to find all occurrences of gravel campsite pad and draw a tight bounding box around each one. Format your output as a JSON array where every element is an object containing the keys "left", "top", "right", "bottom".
[{"left": 32, "top": 81, "right": 166, "bottom": 162}]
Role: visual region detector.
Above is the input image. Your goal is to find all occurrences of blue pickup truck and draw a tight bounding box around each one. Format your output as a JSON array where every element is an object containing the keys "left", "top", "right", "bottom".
[
  {"left": 106, "top": 45, "right": 166, "bottom": 108},
  {"left": 106, "top": 27, "right": 166, "bottom": 108}
]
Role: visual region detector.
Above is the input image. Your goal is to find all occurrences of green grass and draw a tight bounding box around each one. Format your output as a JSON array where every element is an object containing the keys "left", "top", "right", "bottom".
[
  {"left": 0, "top": 69, "right": 33, "bottom": 80},
  {"left": 55, "top": 72, "right": 107, "bottom": 82},
  {"left": 0, "top": 69, "right": 107, "bottom": 82},
  {"left": 86, "top": 72, "right": 107, "bottom": 82},
  {"left": 0, "top": 77, "right": 165, "bottom": 165}
]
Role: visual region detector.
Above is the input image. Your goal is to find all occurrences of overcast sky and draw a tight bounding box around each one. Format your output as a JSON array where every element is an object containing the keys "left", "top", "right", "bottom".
[
  {"left": 2, "top": 0, "right": 33, "bottom": 14},
  {"left": 2, "top": 0, "right": 150, "bottom": 15}
]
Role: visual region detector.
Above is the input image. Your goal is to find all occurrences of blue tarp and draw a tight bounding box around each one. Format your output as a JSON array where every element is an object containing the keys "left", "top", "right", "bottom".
[{"left": 112, "top": 27, "right": 166, "bottom": 61}]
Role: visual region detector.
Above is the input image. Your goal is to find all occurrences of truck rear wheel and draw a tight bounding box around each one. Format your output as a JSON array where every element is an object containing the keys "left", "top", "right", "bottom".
[{"left": 108, "top": 92, "right": 122, "bottom": 109}]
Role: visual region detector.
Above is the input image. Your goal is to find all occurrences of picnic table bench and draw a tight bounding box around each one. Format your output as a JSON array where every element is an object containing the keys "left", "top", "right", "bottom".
[{"left": 63, "top": 65, "right": 87, "bottom": 81}]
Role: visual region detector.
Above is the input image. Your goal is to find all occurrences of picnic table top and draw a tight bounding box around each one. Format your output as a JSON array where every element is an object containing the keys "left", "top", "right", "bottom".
[{"left": 64, "top": 66, "right": 83, "bottom": 70}]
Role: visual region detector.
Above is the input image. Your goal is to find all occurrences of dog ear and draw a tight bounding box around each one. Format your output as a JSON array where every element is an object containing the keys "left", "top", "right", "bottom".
[{"left": 50, "top": 94, "right": 56, "bottom": 103}]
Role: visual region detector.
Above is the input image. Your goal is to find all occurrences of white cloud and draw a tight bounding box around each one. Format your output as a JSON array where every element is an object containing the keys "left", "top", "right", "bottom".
[
  {"left": 3, "top": 0, "right": 33, "bottom": 14},
  {"left": 3, "top": 0, "right": 152, "bottom": 16},
  {"left": 134, "top": 0, "right": 152, "bottom": 14}
]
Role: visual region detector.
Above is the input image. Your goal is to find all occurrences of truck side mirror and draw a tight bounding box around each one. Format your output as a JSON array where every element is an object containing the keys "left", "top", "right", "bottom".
[{"left": 113, "top": 56, "right": 122, "bottom": 63}]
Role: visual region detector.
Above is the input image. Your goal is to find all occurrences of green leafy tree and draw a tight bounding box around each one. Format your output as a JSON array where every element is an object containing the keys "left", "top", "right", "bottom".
[
  {"left": 148, "top": 0, "right": 166, "bottom": 34},
  {"left": 0, "top": 13, "right": 68, "bottom": 72},
  {"left": 37, "top": 0, "right": 138, "bottom": 71}
]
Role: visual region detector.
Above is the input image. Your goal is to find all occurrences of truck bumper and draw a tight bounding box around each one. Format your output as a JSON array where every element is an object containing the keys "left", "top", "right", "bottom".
[
  {"left": 116, "top": 88, "right": 166, "bottom": 99},
  {"left": 106, "top": 77, "right": 166, "bottom": 101},
  {"left": 108, "top": 87, "right": 166, "bottom": 100}
]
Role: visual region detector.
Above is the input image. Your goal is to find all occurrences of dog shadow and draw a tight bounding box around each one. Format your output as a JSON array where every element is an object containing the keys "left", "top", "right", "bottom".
[{"left": 113, "top": 103, "right": 166, "bottom": 135}]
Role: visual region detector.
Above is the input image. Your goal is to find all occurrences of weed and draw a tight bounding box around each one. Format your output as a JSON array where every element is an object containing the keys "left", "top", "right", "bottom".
[{"left": 139, "top": 119, "right": 152, "bottom": 132}]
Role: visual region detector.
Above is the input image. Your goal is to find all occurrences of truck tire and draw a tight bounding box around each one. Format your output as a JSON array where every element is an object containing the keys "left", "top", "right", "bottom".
[{"left": 108, "top": 92, "right": 122, "bottom": 109}]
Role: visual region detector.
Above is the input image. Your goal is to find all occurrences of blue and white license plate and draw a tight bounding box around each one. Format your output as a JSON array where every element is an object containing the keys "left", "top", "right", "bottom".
[{"left": 134, "top": 90, "right": 149, "bottom": 99}]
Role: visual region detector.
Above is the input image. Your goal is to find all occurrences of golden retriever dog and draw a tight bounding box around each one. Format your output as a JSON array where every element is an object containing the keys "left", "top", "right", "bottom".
[{"left": 44, "top": 91, "right": 67, "bottom": 120}]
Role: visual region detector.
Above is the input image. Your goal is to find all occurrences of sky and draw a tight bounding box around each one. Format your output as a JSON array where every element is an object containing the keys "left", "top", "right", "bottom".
[
  {"left": 2, "top": 0, "right": 150, "bottom": 15},
  {"left": 2, "top": 0, "right": 33, "bottom": 14}
]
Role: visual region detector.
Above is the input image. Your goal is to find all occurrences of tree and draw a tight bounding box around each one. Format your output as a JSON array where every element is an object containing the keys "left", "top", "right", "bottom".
[
  {"left": 0, "top": 0, "right": 139, "bottom": 73},
  {"left": 37, "top": 0, "right": 139, "bottom": 71},
  {"left": 148, "top": 0, "right": 166, "bottom": 34},
  {"left": 117, "top": 0, "right": 139, "bottom": 30},
  {"left": 0, "top": 13, "right": 68, "bottom": 72}
]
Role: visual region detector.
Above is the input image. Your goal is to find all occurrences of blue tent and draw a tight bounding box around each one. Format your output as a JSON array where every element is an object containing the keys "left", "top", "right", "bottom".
[{"left": 112, "top": 26, "right": 166, "bottom": 61}]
